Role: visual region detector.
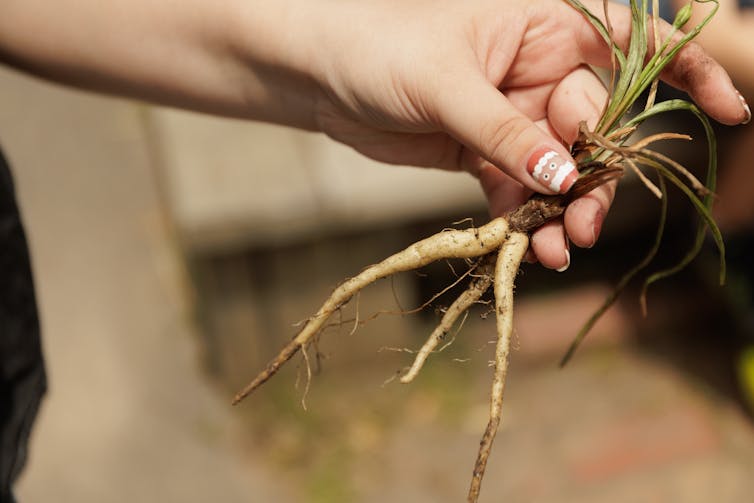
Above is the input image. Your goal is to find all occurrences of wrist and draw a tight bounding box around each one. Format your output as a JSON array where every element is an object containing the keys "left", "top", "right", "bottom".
[{"left": 227, "top": 0, "right": 338, "bottom": 130}]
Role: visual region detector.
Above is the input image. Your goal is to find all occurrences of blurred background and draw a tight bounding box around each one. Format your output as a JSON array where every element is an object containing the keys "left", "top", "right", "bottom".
[{"left": 3, "top": 11, "right": 754, "bottom": 501}]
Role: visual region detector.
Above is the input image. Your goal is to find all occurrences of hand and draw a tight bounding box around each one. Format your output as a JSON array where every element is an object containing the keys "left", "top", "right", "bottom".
[
  {"left": 305, "top": 0, "right": 749, "bottom": 270},
  {"left": 2, "top": 0, "right": 747, "bottom": 271}
]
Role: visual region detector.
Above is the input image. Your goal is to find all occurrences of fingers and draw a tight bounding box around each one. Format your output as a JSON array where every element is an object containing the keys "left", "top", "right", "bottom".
[
  {"left": 661, "top": 41, "right": 749, "bottom": 125},
  {"left": 436, "top": 72, "right": 578, "bottom": 196},
  {"left": 564, "top": 179, "right": 616, "bottom": 248},
  {"left": 475, "top": 143, "right": 568, "bottom": 271},
  {"left": 477, "top": 161, "right": 530, "bottom": 217},
  {"left": 520, "top": 66, "right": 610, "bottom": 269},
  {"left": 526, "top": 179, "right": 615, "bottom": 271},
  {"left": 531, "top": 221, "right": 570, "bottom": 271},
  {"left": 476, "top": 157, "right": 570, "bottom": 270},
  {"left": 572, "top": 0, "right": 749, "bottom": 125},
  {"left": 479, "top": 159, "right": 572, "bottom": 271},
  {"left": 475, "top": 70, "right": 612, "bottom": 271},
  {"left": 547, "top": 66, "right": 607, "bottom": 144},
  {"left": 477, "top": 156, "right": 615, "bottom": 271}
]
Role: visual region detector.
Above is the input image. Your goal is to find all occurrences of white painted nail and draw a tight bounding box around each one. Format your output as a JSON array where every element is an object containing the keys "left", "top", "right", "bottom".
[
  {"left": 556, "top": 248, "right": 570, "bottom": 273},
  {"left": 737, "top": 90, "right": 751, "bottom": 125},
  {"left": 527, "top": 148, "right": 578, "bottom": 194}
]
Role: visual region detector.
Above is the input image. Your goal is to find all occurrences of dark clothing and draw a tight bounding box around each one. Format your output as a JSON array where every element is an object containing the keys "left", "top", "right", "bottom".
[{"left": 0, "top": 147, "right": 46, "bottom": 503}]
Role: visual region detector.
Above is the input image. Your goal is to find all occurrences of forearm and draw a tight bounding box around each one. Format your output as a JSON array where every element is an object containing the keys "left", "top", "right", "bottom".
[{"left": 0, "top": 0, "right": 325, "bottom": 128}]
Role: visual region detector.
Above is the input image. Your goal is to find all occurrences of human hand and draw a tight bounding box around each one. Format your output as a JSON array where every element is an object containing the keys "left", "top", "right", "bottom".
[
  {"left": 306, "top": 0, "right": 750, "bottom": 270},
  {"left": 2, "top": 0, "right": 747, "bottom": 271}
]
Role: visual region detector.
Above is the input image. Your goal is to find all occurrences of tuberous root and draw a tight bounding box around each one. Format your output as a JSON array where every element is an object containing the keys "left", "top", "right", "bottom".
[
  {"left": 467, "top": 231, "right": 528, "bottom": 502},
  {"left": 233, "top": 217, "right": 511, "bottom": 405}
]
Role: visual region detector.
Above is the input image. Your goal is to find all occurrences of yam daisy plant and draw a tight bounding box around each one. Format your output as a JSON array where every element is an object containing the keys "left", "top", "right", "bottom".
[{"left": 233, "top": 1, "right": 726, "bottom": 500}]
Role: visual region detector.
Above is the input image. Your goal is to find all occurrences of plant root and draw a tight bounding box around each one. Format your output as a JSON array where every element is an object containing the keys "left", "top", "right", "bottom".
[
  {"left": 232, "top": 217, "right": 511, "bottom": 405},
  {"left": 230, "top": 167, "right": 622, "bottom": 503},
  {"left": 400, "top": 253, "right": 496, "bottom": 384},
  {"left": 231, "top": 170, "right": 621, "bottom": 503},
  {"left": 229, "top": 0, "right": 727, "bottom": 499},
  {"left": 467, "top": 232, "right": 528, "bottom": 502},
  {"left": 232, "top": 169, "right": 618, "bottom": 406}
]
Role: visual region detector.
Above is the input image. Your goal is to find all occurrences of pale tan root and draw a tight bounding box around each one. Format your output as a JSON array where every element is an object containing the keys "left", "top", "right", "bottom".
[
  {"left": 233, "top": 217, "right": 511, "bottom": 405},
  {"left": 624, "top": 158, "right": 661, "bottom": 198},
  {"left": 400, "top": 253, "right": 496, "bottom": 384},
  {"left": 467, "top": 231, "right": 529, "bottom": 503},
  {"left": 579, "top": 125, "right": 707, "bottom": 195},
  {"left": 329, "top": 261, "right": 485, "bottom": 333},
  {"left": 631, "top": 132, "right": 690, "bottom": 150},
  {"left": 299, "top": 344, "right": 313, "bottom": 410}
]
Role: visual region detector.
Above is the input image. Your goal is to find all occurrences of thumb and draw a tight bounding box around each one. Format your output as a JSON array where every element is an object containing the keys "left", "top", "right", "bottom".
[{"left": 436, "top": 74, "right": 577, "bottom": 195}]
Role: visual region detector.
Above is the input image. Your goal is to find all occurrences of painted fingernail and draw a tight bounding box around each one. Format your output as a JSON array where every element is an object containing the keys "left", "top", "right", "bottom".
[
  {"left": 556, "top": 248, "right": 571, "bottom": 273},
  {"left": 588, "top": 211, "right": 605, "bottom": 248},
  {"left": 737, "top": 90, "right": 751, "bottom": 125},
  {"left": 527, "top": 148, "right": 578, "bottom": 194}
]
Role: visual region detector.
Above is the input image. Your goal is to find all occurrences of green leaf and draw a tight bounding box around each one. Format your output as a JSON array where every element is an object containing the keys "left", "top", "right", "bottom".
[
  {"left": 737, "top": 346, "right": 754, "bottom": 413},
  {"left": 673, "top": 3, "right": 693, "bottom": 29},
  {"left": 633, "top": 101, "right": 725, "bottom": 298},
  {"left": 561, "top": 1, "right": 724, "bottom": 364},
  {"left": 560, "top": 176, "right": 668, "bottom": 367},
  {"left": 563, "top": 0, "right": 627, "bottom": 71}
]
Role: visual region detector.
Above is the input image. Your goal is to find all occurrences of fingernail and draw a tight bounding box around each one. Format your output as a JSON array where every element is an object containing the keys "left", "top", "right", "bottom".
[
  {"left": 737, "top": 90, "right": 751, "bottom": 125},
  {"left": 527, "top": 148, "right": 578, "bottom": 194},
  {"left": 523, "top": 249, "right": 537, "bottom": 264},
  {"left": 588, "top": 211, "right": 605, "bottom": 248},
  {"left": 556, "top": 248, "right": 571, "bottom": 273}
]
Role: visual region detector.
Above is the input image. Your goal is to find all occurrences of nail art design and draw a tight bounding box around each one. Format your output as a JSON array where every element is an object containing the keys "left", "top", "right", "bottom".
[
  {"left": 738, "top": 91, "right": 751, "bottom": 125},
  {"left": 527, "top": 149, "right": 578, "bottom": 193}
]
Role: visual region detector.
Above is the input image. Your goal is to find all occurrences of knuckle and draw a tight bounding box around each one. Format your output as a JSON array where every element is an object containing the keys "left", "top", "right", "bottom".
[
  {"left": 479, "top": 114, "right": 531, "bottom": 167},
  {"left": 672, "top": 41, "right": 715, "bottom": 91}
]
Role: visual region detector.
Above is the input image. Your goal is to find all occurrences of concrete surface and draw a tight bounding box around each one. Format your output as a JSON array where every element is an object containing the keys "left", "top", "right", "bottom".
[{"left": 149, "top": 107, "right": 484, "bottom": 253}]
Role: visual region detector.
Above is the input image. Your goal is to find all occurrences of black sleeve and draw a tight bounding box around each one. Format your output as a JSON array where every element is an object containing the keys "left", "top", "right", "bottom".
[{"left": 0, "top": 146, "right": 46, "bottom": 503}]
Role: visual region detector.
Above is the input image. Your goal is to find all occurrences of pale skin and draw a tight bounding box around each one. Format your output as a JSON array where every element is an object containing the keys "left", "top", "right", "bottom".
[
  {"left": 676, "top": 0, "right": 754, "bottom": 232},
  {"left": 0, "top": 0, "right": 748, "bottom": 269},
  {"left": 678, "top": 0, "right": 754, "bottom": 96}
]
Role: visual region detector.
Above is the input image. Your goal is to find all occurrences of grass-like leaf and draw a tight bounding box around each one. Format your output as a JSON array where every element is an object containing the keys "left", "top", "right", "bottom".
[{"left": 562, "top": 0, "right": 724, "bottom": 363}]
